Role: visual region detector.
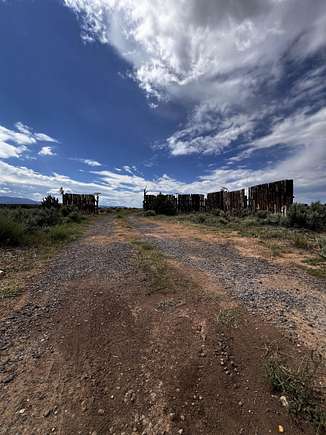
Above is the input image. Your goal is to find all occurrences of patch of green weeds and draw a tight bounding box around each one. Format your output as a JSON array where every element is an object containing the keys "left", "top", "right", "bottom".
[
  {"left": 131, "top": 240, "right": 173, "bottom": 295},
  {"left": 265, "top": 352, "right": 326, "bottom": 432},
  {"left": 303, "top": 257, "right": 326, "bottom": 266},
  {"left": 262, "top": 241, "right": 284, "bottom": 257},
  {"left": 292, "top": 233, "right": 311, "bottom": 249},
  {"left": 318, "top": 237, "right": 326, "bottom": 259},
  {"left": 304, "top": 267, "right": 326, "bottom": 279},
  {"left": 46, "top": 223, "right": 82, "bottom": 243},
  {"left": 238, "top": 229, "right": 260, "bottom": 238},
  {"left": 216, "top": 307, "right": 241, "bottom": 328},
  {"left": 0, "top": 282, "right": 21, "bottom": 299}
]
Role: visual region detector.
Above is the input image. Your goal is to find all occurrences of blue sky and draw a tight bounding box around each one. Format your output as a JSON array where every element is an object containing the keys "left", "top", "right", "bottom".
[{"left": 0, "top": 0, "right": 325, "bottom": 206}]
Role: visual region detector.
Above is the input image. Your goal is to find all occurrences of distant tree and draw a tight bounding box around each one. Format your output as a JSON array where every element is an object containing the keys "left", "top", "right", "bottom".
[{"left": 41, "top": 195, "right": 59, "bottom": 209}]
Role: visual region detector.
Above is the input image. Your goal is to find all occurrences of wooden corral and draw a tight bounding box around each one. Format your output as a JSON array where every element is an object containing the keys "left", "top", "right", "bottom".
[
  {"left": 190, "top": 194, "right": 206, "bottom": 212},
  {"left": 143, "top": 179, "right": 293, "bottom": 215},
  {"left": 177, "top": 194, "right": 192, "bottom": 213},
  {"left": 176, "top": 194, "right": 205, "bottom": 213},
  {"left": 166, "top": 195, "right": 178, "bottom": 210},
  {"left": 224, "top": 189, "right": 247, "bottom": 214},
  {"left": 206, "top": 191, "right": 224, "bottom": 211},
  {"left": 62, "top": 193, "right": 97, "bottom": 214},
  {"left": 206, "top": 189, "right": 246, "bottom": 214},
  {"left": 143, "top": 194, "right": 157, "bottom": 211},
  {"left": 143, "top": 193, "right": 177, "bottom": 213},
  {"left": 248, "top": 180, "right": 293, "bottom": 214}
]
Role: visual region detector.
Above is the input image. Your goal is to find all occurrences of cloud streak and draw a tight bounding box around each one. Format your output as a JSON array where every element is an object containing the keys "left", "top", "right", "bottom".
[
  {"left": 72, "top": 158, "right": 102, "bottom": 167},
  {"left": 39, "top": 146, "right": 56, "bottom": 156},
  {"left": 64, "top": 0, "right": 326, "bottom": 185},
  {"left": 65, "top": 0, "right": 326, "bottom": 104},
  {"left": 0, "top": 122, "right": 58, "bottom": 159}
]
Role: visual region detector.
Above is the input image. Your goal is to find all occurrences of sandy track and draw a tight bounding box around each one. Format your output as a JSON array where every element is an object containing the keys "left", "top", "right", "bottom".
[{"left": 0, "top": 215, "right": 317, "bottom": 434}]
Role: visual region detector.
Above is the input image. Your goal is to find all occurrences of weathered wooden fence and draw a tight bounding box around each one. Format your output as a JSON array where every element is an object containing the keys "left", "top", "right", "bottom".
[
  {"left": 143, "top": 194, "right": 157, "bottom": 211},
  {"left": 143, "top": 179, "right": 294, "bottom": 215},
  {"left": 206, "top": 191, "right": 224, "bottom": 211},
  {"left": 190, "top": 194, "right": 206, "bottom": 212},
  {"left": 63, "top": 193, "right": 97, "bottom": 214},
  {"left": 176, "top": 194, "right": 191, "bottom": 213},
  {"left": 207, "top": 189, "right": 247, "bottom": 214},
  {"left": 177, "top": 194, "right": 205, "bottom": 213},
  {"left": 225, "top": 189, "right": 247, "bottom": 214},
  {"left": 248, "top": 180, "right": 293, "bottom": 214}
]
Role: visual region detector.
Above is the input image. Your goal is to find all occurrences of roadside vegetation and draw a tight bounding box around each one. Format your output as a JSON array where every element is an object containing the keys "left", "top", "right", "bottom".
[
  {"left": 216, "top": 307, "right": 242, "bottom": 328},
  {"left": 265, "top": 351, "right": 326, "bottom": 433},
  {"left": 131, "top": 240, "right": 174, "bottom": 295},
  {"left": 0, "top": 196, "right": 92, "bottom": 300},
  {"left": 145, "top": 202, "right": 326, "bottom": 277},
  {"left": 0, "top": 195, "right": 87, "bottom": 247}
]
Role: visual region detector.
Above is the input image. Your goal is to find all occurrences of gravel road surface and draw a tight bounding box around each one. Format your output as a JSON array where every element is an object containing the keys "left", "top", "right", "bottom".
[{"left": 0, "top": 215, "right": 319, "bottom": 435}]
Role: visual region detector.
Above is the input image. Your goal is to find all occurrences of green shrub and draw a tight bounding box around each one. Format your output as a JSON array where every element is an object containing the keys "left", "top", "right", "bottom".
[
  {"left": 3, "top": 207, "right": 64, "bottom": 231},
  {"left": 0, "top": 206, "right": 86, "bottom": 247},
  {"left": 47, "top": 225, "right": 74, "bottom": 242},
  {"left": 262, "top": 213, "right": 283, "bottom": 226},
  {"left": 60, "top": 205, "right": 74, "bottom": 217},
  {"left": 218, "top": 217, "right": 228, "bottom": 225},
  {"left": 292, "top": 233, "right": 310, "bottom": 249},
  {"left": 41, "top": 195, "right": 59, "bottom": 208},
  {"left": 66, "top": 211, "right": 83, "bottom": 223},
  {"left": 144, "top": 210, "right": 156, "bottom": 217},
  {"left": 256, "top": 210, "right": 268, "bottom": 219},
  {"left": 308, "top": 202, "right": 326, "bottom": 230},
  {"left": 25, "top": 208, "right": 62, "bottom": 230},
  {"left": 237, "top": 208, "right": 252, "bottom": 218},
  {"left": 195, "top": 215, "right": 206, "bottom": 224},
  {"left": 0, "top": 215, "right": 25, "bottom": 246},
  {"left": 60, "top": 205, "right": 83, "bottom": 222},
  {"left": 211, "top": 209, "right": 224, "bottom": 217},
  {"left": 318, "top": 237, "right": 326, "bottom": 259},
  {"left": 116, "top": 210, "right": 125, "bottom": 219},
  {"left": 286, "top": 203, "right": 308, "bottom": 228},
  {"left": 287, "top": 202, "right": 326, "bottom": 230},
  {"left": 241, "top": 217, "right": 258, "bottom": 227},
  {"left": 265, "top": 353, "right": 325, "bottom": 430}
]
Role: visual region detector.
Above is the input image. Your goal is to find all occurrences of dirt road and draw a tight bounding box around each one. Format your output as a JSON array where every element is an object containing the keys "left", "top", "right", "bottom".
[{"left": 0, "top": 214, "right": 322, "bottom": 434}]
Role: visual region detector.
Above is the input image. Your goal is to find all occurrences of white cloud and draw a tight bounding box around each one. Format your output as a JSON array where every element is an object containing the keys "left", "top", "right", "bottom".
[
  {"left": 64, "top": 0, "right": 326, "bottom": 171},
  {"left": 122, "top": 165, "right": 134, "bottom": 174},
  {"left": 0, "top": 187, "right": 10, "bottom": 194},
  {"left": 0, "top": 142, "right": 27, "bottom": 159},
  {"left": 0, "top": 122, "right": 58, "bottom": 159},
  {"left": 70, "top": 158, "right": 102, "bottom": 167},
  {"left": 65, "top": 0, "right": 326, "bottom": 103},
  {"left": 39, "top": 146, "right": 56, "bottom": 156},
  {"left": 167, "top": 110, "right": 255, "bottom": 156},
  {"left": 34, "top": 133, "right": 57, "bottom": 143},
  {"left": 249, "top": 107, "right": 326, "bottom": 153},
  {"left": 15, "top": 122, "right": 32, "bottom": 135},
  {"left": 81, "top": 159, "right": 102, "bottom": 167}
]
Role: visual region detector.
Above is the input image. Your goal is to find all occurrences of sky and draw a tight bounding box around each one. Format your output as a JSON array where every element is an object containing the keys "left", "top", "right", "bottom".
[{"left": 0, "top": 0, "right": 325, "bottom": 207}]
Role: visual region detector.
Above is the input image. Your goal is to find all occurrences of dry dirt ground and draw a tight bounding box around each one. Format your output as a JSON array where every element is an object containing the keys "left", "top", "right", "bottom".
[{"left": 0, "top": 214, "right": 324, "bottom": 435}]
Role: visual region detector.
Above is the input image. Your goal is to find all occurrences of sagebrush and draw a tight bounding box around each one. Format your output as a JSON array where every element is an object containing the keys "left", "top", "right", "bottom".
[{"left": 0, "top": 206, "right": 85, "bottom": 246}]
